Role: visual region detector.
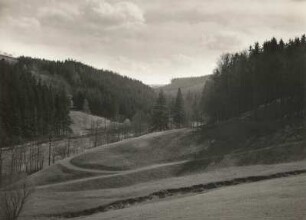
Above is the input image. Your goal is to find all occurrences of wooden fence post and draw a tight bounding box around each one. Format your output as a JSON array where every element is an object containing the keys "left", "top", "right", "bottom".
[
  {"left": 67, "top": 136, "right": 70, "bottom": 157},
  {"left": 0, "top": 148, "right": 2, "bottom": 186},
  {"left": 48, "top": 136, "right": 52, "bottom": 166}
]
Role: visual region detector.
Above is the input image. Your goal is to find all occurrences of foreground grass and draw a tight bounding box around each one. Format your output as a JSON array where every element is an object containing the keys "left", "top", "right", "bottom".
[
  {"left": 20, "top": 160, "right": 306, "bottom": 219},
  {"left": 78, "top": 174, "right": 306, "bottom": 220},
  {"left": 48, "top": 169, "right": 306, "bottom": 218}
]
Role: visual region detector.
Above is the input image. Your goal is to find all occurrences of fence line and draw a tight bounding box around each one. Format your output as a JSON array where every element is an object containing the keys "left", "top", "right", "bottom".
[
  {"left": 0, "top": 120, "right": 197, "bottom": 188},
  {"left": 0, "top": 122, "right": 149, "bottom": 188}
]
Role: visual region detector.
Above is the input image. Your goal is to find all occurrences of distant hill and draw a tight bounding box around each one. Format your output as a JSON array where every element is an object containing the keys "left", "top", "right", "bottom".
[
  {"left": 156, "top": 75, "right": 210, "bottom": 96},
  {"left": 149, "top": 84, "right": 166, "bottom": 89}
]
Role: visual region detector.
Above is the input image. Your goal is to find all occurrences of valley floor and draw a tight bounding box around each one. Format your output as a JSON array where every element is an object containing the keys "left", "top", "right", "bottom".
[{"left": 18, "top": 128, "right": 306, "bottom": 220}]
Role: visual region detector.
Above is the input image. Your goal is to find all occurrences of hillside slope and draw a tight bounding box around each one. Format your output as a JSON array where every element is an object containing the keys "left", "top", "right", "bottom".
[
  {"left": 69, "top": 111, "right": 111, "bottom": 135},
  {"left": 79, "top": 174, "right": 306, "bottom": 220},
  {"left": 18, "top": 57, "right": 155, "bottom": 119}
]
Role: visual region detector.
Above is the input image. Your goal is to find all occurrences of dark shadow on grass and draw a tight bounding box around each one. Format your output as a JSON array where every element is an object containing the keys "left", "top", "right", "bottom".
[{"left": 177, "top": 119, "right": 305, "bottom": 175}]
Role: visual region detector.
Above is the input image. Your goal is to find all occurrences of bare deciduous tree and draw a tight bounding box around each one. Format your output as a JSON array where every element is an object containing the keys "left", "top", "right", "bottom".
[{"left": 0, "top": 182, "right": 33, "bottom": 220}]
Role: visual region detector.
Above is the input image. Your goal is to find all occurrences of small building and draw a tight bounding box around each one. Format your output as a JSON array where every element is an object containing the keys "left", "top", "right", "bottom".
[{"left": 0, "top": 54, "right": 18, "bottom": 65}]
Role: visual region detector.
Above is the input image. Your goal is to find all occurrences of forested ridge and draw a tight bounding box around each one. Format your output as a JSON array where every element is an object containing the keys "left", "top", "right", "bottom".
[
  {"left": 18, "top": 57, "right": 155, "bottom": 120},
  {"left": 0, "top": 57, "right": 155, "bottom": 147},
  {"left": 200, "top": 35, "right": 306, "bottom": 122},
  {"left": 143, "top": 36, "right": 306, "bottom": 131}
]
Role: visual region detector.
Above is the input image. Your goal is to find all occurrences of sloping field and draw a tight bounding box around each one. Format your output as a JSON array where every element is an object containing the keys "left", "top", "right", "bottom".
[
  {"left": 70, "top": 129, "right": 195, "bottom": 171},
  {"left": 77, "top": 174, "right": 306, "bottom": 220},
  {"left": 20, "top": 124, "right": 306, "bottom": 219},
  {"left": 21, "top": 161, "right": 306, "bottom": 219},
  {"left": 69, "top": 111, "right": 111, "bottom": 135}
]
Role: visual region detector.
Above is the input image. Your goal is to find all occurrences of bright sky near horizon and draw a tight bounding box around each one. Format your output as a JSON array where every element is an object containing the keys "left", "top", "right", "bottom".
[{"left": 0, "top": 0, "right": 306, "bottom": 84}]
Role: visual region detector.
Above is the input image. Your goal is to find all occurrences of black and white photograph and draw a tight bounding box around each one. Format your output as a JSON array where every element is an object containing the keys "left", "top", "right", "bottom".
[{"left": 0, "top": 0, "right": 306, "bottom": 219}]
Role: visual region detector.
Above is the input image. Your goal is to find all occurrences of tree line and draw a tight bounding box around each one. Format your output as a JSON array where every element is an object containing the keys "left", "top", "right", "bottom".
[
  {"left": 200, "top": 35, "right": 306, "bottom": 122},
  {"left": 0, "top": 61, "right": 71, "bottom": 147}
]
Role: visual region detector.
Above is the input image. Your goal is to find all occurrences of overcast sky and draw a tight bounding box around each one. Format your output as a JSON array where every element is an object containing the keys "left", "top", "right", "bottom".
[{"left": 0, "top": 0, "right": 305, "bottom": 84}]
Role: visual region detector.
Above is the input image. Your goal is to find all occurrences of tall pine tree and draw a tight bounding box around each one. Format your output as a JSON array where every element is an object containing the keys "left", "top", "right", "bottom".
[
  {"left": 151, "top": 90, "right": 169, "bottom": 131},
  {"left": 173, "top": 88, "right": 186, "bottom": 128}
]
